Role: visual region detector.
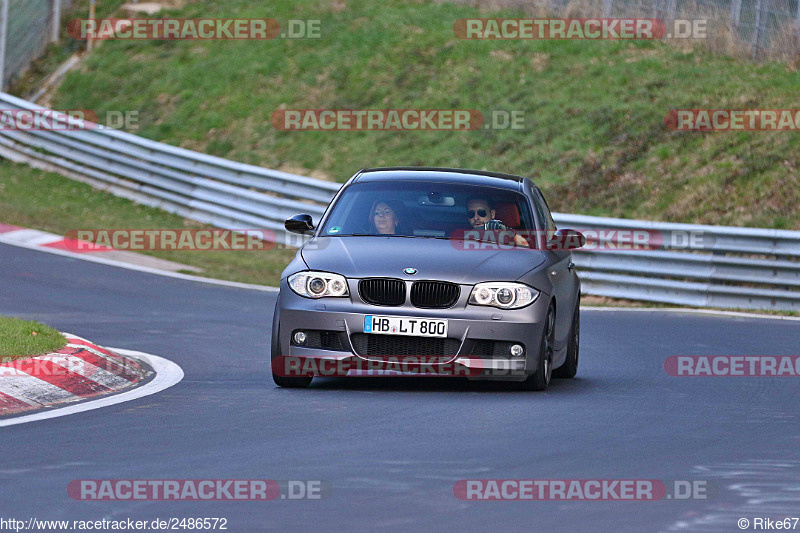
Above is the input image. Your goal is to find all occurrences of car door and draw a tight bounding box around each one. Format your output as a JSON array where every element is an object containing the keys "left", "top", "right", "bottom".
[{"left": 532, "top": 186, "right": 577, "bottom": 350}]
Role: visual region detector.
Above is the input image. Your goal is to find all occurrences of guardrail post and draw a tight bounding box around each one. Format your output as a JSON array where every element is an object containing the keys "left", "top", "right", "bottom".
[
  {"left": 752, "top": 0, "right": 764, "bottom": 58},
  {"left": 0, "top": 0, "right": 8, "bottom": 91},
  {"left": 51, "top": 0, "right": 62, "bottom": 42},
  {"left": 730, "top": 0, "right": 742, "bottom": 26},
  {"left": 88, "top": 0, "right": 96, "bottom": 51},
  {"left": 666, "top": 0, "right": 677, "bottom": 21},
  {"left": 602, "top": 0, "right": 613, "bottom": 18}
]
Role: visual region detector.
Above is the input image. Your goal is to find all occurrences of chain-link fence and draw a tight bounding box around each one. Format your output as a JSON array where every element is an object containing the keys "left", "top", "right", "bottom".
[
  {"left": 574, "top": 0, "right": 800, "bottom": 58},
  {"left": 461, "top": 0, "right": 800, "bottom": 58},
  {"left": 0, "top": 0, "right": 72, "bottom": 90}
]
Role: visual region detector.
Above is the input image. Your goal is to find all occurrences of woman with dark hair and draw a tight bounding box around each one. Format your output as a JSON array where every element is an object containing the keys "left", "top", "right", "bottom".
[{"left": 368, "top": 199, "right": 405, "bottom": 235}]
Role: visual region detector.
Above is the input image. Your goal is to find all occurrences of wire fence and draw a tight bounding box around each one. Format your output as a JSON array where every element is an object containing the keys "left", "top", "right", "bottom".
[
  {"left": 0, "top": 0, "right": 72, "bottom": 91},
  {"left": 466, "top": 0, "right": 800, "bottom": 58},
  {"left": 598, "top": 0, "right": 800, "bottom": 58}
]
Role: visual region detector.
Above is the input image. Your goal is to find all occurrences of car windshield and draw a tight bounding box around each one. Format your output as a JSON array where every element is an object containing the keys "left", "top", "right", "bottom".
[{"left": 319, "top": 180, "right": 535, "bottom": 241}]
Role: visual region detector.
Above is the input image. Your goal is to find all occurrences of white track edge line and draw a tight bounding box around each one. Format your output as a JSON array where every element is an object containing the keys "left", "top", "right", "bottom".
[{"left": 0, "top": 348, "right": 184, "bottom": 427}]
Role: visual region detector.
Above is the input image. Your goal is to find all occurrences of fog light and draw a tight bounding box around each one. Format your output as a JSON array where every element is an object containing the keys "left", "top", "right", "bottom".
[
  {"left": 510, "top": 344, "right": 524, "bottom": 357},
  {"left": 293, "top": 331, "right": 307, "bottom": 345}
]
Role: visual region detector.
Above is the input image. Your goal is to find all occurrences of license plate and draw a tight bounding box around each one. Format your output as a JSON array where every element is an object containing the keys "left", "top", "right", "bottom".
[{"left": 364, "top": 315, "right": 448, "bottom": 338}]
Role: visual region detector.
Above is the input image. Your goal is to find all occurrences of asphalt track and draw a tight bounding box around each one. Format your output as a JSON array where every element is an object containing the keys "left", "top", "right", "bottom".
[{"left": 1, "top": 241, "right": 798, "bottom": 533}]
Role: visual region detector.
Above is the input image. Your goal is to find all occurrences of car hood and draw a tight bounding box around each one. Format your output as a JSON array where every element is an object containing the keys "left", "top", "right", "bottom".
[{"left": 301, "top": 236, "right": 546, "bottom": 283}]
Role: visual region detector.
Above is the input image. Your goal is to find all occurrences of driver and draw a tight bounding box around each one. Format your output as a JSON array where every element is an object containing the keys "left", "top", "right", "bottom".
[{"left": 466, "top": 197, "right": 529, "bottom": 247}]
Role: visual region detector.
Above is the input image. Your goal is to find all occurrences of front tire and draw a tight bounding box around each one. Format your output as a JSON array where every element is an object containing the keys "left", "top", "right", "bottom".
[
  {"left": 272, "top": 373, "right": 313, "bottom": 389},
  {"left": 521, "top": 304, "right": 555, "bottom": 391},
  {"left": 553, "top": 298, "right": 579, "bottom": 379}
]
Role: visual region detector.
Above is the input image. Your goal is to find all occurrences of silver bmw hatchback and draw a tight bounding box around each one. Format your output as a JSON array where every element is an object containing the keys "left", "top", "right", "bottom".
[{"left": 271, "top": 168, "right": 584, "bottom": 390}]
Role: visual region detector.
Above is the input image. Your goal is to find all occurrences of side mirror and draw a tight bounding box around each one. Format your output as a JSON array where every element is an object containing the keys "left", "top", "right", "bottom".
[
  {"left": 547, "top": 228, "right": 586, "bottom": 251},
  {"left": 285, "top": 214, "right": 315, "bottom": 235}
]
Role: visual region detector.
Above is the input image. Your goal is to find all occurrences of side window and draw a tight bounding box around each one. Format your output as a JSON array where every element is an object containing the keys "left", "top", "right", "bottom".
[
  {"left": 515, "top": 195, "right": 533, "bottom": 231},
  {"left": 533, "top": 187, "right": 556, "bottom": 239},
  {"left": 530, "top": 192, "right": 548, "bottom": 233}
]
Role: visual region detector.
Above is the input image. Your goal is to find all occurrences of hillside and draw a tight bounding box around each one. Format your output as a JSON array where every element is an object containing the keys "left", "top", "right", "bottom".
[{"left": 41, "top": 0, "right": 800, "bottom": 229}]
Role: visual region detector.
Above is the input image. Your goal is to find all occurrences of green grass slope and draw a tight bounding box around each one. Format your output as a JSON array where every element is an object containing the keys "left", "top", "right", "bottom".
[{"left": 42, "top": 0, "right": 800, "bottom": 229}]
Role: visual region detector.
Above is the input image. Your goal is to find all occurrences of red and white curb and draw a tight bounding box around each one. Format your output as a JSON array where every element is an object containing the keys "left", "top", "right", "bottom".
[
  {"left": 0, "top": 224, "right": 109, "bottom": 252},
  {"left": 0, "top": 333, "right": 183, "bottom": 427}
]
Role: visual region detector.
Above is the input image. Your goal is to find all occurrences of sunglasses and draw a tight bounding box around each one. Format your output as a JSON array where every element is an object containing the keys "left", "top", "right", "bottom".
[{"left": 467, "top": 209, "right": 488, "bottom": 219}]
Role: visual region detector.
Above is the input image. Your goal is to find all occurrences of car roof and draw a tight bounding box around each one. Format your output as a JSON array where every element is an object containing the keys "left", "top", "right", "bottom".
[{"left": 352, "top": 167, "right": 527, "bottom": 191}]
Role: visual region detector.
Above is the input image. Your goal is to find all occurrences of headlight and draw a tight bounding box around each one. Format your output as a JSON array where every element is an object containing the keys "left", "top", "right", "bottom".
[
  {"left": 468, "top": 282, "right": 539, "bottom": 309},
  {"left": 288, "top": 271, "right": 350, "bottom": 298}
]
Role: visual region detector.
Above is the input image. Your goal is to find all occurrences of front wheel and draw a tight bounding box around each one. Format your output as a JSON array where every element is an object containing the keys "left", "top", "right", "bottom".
[
  {"left": 521, "top": 304, "right": 554, "bottom": 391},
  {"left": 272, "top": 373, "right": 313, "bottom": 388},
  {"left": 553, "top": 298, "right": 579, "bottom": 379}
]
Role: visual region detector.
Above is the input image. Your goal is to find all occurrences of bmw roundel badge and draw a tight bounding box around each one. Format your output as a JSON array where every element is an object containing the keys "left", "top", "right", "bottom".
[{"left": 403, "top": 267, "right": 418, "bottom": 275}]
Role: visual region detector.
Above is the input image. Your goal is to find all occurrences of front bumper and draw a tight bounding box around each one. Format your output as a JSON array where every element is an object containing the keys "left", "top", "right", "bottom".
[{"left": 274, "top": 278, "right": 549, "bottom": 381}]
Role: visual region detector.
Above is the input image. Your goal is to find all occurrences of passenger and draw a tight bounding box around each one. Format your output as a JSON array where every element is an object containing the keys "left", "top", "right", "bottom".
[
  {"left": 466, "top": 196, "right": 529, "bottom": 247},
  {"left": 368, "top": 200, "right": 405, "bottom": 235}
]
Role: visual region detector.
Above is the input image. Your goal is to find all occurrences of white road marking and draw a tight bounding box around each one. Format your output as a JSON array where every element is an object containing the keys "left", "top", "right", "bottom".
[{"left": 0, "top": 229, "right": 62, "bottom": 246}]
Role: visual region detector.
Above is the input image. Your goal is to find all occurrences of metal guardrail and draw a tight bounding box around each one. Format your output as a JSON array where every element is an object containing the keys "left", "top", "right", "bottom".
[
  {"left": 1, "top": 92, "right": 799, "bottom": 311},
  {"left": 0, "top": 92, "right": 340, "bottom": 236},
  {"left": 551, "top": 214, "right": 800, "bottom": 310}
]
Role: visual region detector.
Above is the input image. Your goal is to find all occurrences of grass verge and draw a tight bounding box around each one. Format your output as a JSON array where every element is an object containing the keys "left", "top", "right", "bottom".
[{"left": 0, "top": 317, "right": 66, "bottom": 359}]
